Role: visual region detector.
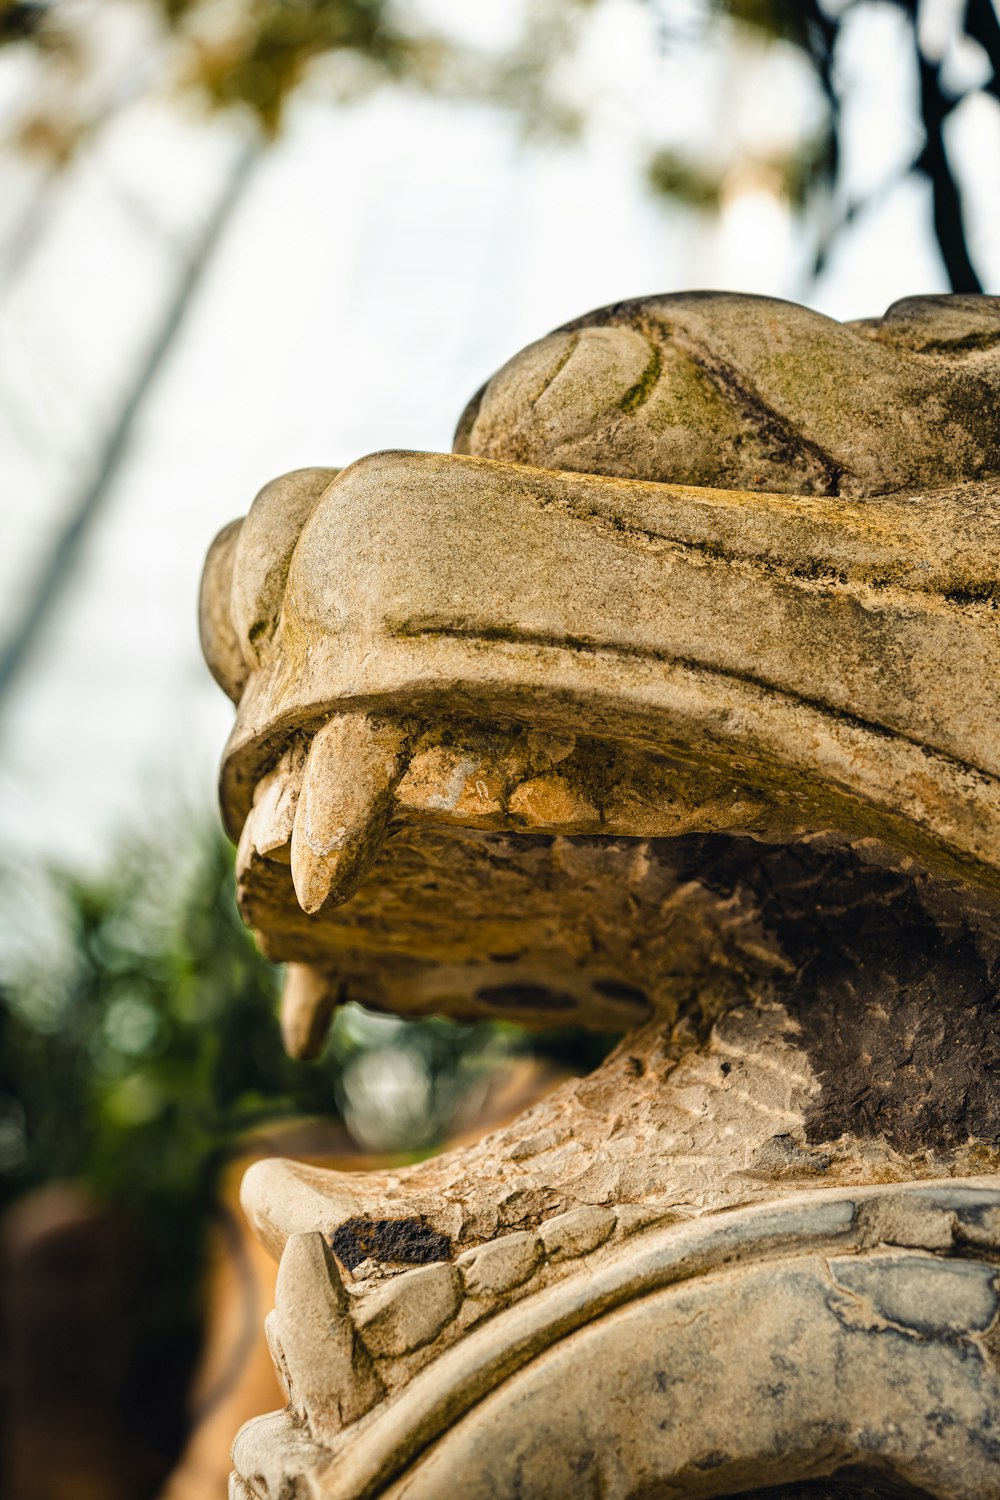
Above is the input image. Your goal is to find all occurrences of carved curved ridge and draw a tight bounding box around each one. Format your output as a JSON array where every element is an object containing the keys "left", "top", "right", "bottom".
[
  {"left": 230, "top": 1179, "right": 1000, "bottom": 1500},
  {"left": 211, "top": 452, "right": 1000, "bottom": 863}
]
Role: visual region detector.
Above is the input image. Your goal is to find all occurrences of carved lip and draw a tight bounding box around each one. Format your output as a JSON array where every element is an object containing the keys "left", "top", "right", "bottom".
[{"left": 231, "top": 1178, "right": 1000, "bottom": 1500}]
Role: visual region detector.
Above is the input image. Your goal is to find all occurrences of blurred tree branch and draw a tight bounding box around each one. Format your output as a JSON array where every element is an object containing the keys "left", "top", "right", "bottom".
[
  {"left": 917, "top": 29, "right": 982, "bottom": 293},
  {"left": 1, "top": 0, "right": 996, "bottom": 291},
  {"left": 724, "top": 0, "right": 997, "bottom": 292},
  {"left": 1, "top": 65, "right": 156, "bottom": 293},
  {"left": 0, "top": 1, "right": 597, "bottom": 716}
]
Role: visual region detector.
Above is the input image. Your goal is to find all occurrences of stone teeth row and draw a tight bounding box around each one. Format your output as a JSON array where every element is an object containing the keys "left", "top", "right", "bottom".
[
  {"left": 268, "top": 1208, "right": 617, "bottom": 1445},
  {"left": 236, "top": 717, "right": 415, "bottom": 1058},
  {"left": 236, "top": 713, "right": 598, "bottom": 1055},
  {"left": 237, "top": 713, "right": 593, "bottom": 914},
  {"left": 356, "top": 1205, "right": 617, "bottom": 1356},
  {"left": 237, "top": 716, "right": 410, "bottom": 918}
]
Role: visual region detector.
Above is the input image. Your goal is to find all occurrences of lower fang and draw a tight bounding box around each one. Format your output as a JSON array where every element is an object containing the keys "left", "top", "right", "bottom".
[{"left": 281, "top": 963, "right": 339, "bottom": 1059}]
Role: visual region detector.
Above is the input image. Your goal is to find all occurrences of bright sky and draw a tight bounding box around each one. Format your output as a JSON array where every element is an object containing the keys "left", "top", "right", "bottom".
[{"left": 0, "top": 0, "right": 996, "bottom": 882}]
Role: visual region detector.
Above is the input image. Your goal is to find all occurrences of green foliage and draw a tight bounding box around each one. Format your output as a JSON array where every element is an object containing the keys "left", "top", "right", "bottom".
[
  {"left": 2, "top": 835, "right": 284, "bottom": 1227},
  {"left": 180, "top": 0, "right": 421, "bottom": 131},
  {"left": 328, "top": 1001, "right": 512, "bottom": 1154},
  {"left": 781, "top": 129, "right": 835, "bottom": 211},
  {"left": 646, "top": 131, "right": 831, "bottom": 214},
  {"left": 645, "top": 149, "right": 723, "bottom": 212},
  {"left": 0, "top": 831, "right": 301, "bottom": 1472},
  {"left": 0, "top": 826, "right": 528, "bottom": 1224},
  {"left": 0, "top": 821, "right": 612, "bottom": 1483},
  {"left": 0, "top": 0, "right": 594, "bottom": 152},
  {"left": 708, "top": 0, "right": 810, "bottom": 48},
  {"left": 0, "top": 819, "right": 611, "bottom": 1227}
]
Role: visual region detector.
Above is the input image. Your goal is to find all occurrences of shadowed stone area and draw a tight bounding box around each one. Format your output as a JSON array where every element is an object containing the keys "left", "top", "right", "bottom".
[
  {"left": 729, "top": 1475, "right": 938, "bottom": 1499},
  {"left": 669, "top": 833, "right": 1000, "bottom": 1155}
]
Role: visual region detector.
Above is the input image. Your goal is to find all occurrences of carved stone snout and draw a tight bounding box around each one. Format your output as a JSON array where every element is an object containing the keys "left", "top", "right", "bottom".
[{"left": 202, "top": 293, "right": 1000, "bottom": 1498}]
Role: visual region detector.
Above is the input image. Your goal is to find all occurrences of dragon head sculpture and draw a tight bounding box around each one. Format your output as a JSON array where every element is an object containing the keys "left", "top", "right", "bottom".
[{"left": 202, "top": 292, "right": 1000, "bottom": 1499}]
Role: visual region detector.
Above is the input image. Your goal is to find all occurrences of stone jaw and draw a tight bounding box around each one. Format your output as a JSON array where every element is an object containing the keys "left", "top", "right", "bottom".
[
  {"left": 234, "top": 1181, "right": 1000, "bottom": 1500},
  {"left": 200, "top": 293, "right": 1000, "bottom": 1497},
  {"left": 227, "top": 844, "right": 1000, "bottom": 1499}
]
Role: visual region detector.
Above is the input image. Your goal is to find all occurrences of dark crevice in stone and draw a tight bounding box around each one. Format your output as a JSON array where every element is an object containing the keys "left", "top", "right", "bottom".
[
  {"left": 592, "top": 978, "right": 650, "bottom": 1006},
  {"left": 476, "top": 983, "right": 578, "bottom": 1012},
  {"left": 720, "top": 1471, "right": 938, "bottom": 1499}
]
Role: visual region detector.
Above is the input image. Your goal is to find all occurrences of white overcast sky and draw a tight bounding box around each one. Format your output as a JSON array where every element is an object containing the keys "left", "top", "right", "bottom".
[{"left": 0, "top": 0, "right": 997, "bottom": 880}]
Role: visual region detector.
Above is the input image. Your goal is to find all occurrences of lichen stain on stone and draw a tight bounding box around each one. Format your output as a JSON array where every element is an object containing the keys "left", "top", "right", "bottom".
[{"left": 329, "top": 1217, "right": 452, "bottom": 1272}]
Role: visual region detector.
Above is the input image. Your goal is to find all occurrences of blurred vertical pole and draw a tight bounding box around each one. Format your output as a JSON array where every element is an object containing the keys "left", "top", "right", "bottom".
[{"left": 0, "top": 135, "right": 260, "bottom": 720}]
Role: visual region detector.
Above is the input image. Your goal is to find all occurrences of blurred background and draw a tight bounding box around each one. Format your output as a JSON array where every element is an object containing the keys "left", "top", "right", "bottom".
[{"left": 0, "top": 0, "right": 997, "bottom": 1495}]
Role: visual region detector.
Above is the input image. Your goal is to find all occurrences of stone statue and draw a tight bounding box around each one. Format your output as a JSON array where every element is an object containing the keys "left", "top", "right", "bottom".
[{"left": 200, "top": 292, "right": 1000, "bottom": 1498}]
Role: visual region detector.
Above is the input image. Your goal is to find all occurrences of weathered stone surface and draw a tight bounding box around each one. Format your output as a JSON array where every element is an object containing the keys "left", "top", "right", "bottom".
[
  {"left": 229, "top": 467, "right": 339, "bottom": 673},
  {"left": 353, "top": 1263, "right": 461, "bottom": 1357},
  {"left": 289, "top": 714, "right": 409, "bottom": 917},
  {"left": 280, "top": 1184, "right": 1000, "bottom": 1500},
  {"left": 328, "top": 1217, "right": 452, "bottom": 1272},
  {"left": 200, "top": 293, "right": 1000, "bottom": 1497},
  {"left": 457, "top": 1231, "right": 542, "bottom": 1297},
  {"left": 379, "top": 1242, "right": 1000, "bottom": 1499},
  {"left": 199, "top": 518, "right": 247, "bottom": 703},
  {"left": 507, "top": 773, "right": 600, "bottom": 828},
  {"left": 279, "top": 962, "right": 339, "bottom": 1061},
  {"left": 456, "top": 292, "right": 1000, "bottom": 499},
  {"left": 270, "top": 1232, "right": 382, "bottom": 1441},
  {"left": 539, "top": 1204, "right": 616, "bottom": 1261}
]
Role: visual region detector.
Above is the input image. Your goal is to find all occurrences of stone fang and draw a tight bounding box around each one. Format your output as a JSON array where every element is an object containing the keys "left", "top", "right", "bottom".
[
  {"left": 290, "top": 714, "right": 408, "bottom": 915},
  {"left": 272, "top": 1232, "right": 383, "bottom": 1440},
  {"left": 280, "top": 963, "right": 340, "bottom": 1060}
]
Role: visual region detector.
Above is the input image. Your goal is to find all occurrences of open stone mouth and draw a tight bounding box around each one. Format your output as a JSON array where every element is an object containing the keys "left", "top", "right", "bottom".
[{"left": 200, "top": 293, "right": 1000, "bottom": 1499}]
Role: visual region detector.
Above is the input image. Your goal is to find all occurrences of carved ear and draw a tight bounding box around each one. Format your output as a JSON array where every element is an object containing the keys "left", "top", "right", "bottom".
[{"left": 199, "top": 518, "right": 247, "bottom": 704}]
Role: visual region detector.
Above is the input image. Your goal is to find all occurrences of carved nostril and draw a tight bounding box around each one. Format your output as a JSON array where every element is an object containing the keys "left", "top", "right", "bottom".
[{"left": 199, "top": 517, "right": 248, "bottom": 704}]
